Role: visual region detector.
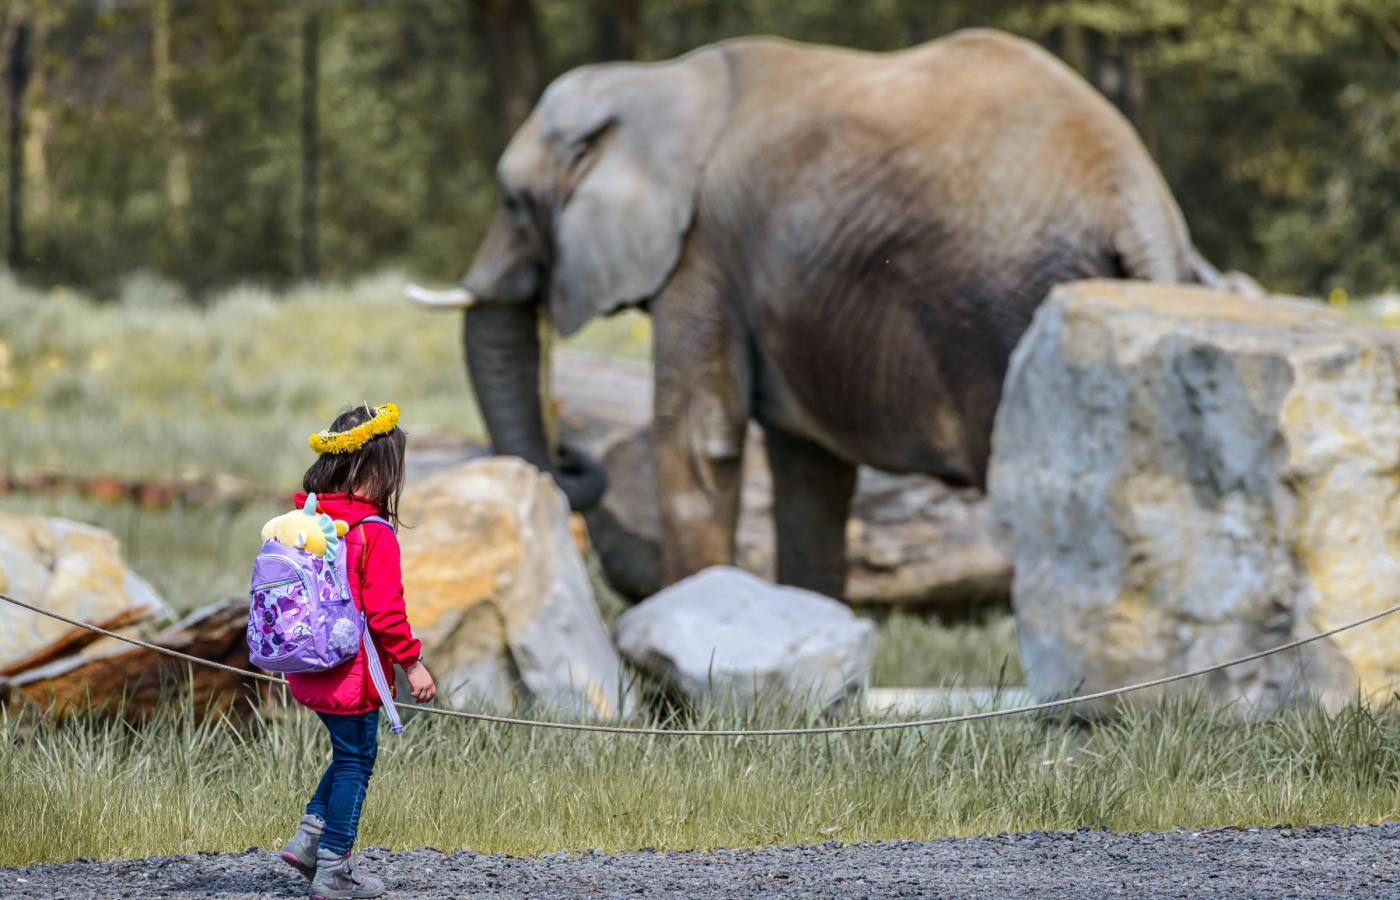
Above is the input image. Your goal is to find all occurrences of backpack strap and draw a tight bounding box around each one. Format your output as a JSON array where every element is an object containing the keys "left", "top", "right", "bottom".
[
  {"left": 351, "top": 516, "right": 403, "bottom": 735},
  {"left": 357, "top": 514, "right": 396, "bottom": 533}
]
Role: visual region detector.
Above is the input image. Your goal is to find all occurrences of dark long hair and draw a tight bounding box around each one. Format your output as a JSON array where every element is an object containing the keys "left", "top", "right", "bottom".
[{"left": 302, "top": 405, "right": 407, "bottom": 526}]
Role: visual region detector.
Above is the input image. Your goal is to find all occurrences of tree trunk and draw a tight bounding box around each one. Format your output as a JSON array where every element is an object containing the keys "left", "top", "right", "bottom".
[
  {"left": 21, "top": 0, "right": 48, "bottom": 219},
  {"left": 1088, "top": 30, "right": 1135, "bottom": 125},
  {"left": 1057, "top": 22, "right": 1089, "bottom": 75},
  {"left": 595, "top": 0, "right": 640, "bottom": 61},
  {"left": 152, "top": 0, "right": 189, "bottom": 238},
  {"left": 5, "top": 18, "right": 30, "bottom": 272},
  {"left": 300, "top": 7, "right": 320, "bottom": 281},
  {"left": 470, "top": 0, "right": 546, "bottom": 151},
  {"left": 1112, "top": 32, "right": 1136, "bottom": 125}
]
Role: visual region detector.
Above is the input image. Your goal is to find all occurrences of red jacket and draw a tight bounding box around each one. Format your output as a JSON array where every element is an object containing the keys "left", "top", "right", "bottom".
[{"left": 286, "top": 492, "right": 423, "bottom": 715}]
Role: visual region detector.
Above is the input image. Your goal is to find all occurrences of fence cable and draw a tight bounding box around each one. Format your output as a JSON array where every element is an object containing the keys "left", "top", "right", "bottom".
[{"left": 2, "top": 591, "right": 1397, "bottom": 737}]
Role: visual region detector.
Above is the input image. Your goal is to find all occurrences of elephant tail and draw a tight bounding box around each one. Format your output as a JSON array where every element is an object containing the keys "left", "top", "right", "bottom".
[
  {"left": 1109, "top": 165, "right": 1196, "bottom": 285},
  {"left": 1108, "top": 161, "right": 1267, "bottom": 298},
  {"left": 1187, "top": 246, "right": 1227, "bottom": 287},
  {"left": 1186, "top": 246, "right": 1268, "bottom": 298}
]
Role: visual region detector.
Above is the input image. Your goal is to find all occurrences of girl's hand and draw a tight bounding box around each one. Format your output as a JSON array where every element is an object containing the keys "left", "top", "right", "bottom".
[{"left": 404, "top": 661, "right": 437, "bottom": 703}]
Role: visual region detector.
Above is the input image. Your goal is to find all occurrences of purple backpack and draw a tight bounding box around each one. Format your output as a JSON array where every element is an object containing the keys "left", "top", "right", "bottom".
[{"left": 247, "top": 496, "right": 402, "bottom": 733}]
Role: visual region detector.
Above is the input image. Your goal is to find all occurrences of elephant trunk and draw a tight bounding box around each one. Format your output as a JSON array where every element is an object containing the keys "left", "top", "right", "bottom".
[{"left": 463, "top": 303, "right": 607, "bottom": 510}]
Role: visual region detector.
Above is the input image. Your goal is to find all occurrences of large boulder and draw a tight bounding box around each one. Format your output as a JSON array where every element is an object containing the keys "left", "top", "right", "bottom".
[
  {"left": 989, "top": 280, "right": 1400, "bottom": 713},
  {"left": 0, "top": 513, "right": 171, "bottom": 677},
  {"left": 589, "top": 427, "right": 1011, "bottom": 609},
  {"left": 398, "top": 457, "right": 629, "bottom": 718},
  {"left": 615, "top": 566, "right": 874, "bottom": 707}
]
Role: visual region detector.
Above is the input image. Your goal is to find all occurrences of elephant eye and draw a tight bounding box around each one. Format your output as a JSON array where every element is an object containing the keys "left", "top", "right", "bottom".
[
  {"left": 567, "top": 121, "right": 612, "bottom": 170},
  {"left": 502, "top": 191, "right": 530, "bottom": 225}
]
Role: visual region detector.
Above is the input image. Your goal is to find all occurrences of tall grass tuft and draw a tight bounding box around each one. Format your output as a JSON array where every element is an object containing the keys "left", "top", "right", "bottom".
[
  {"left": 870, "top": 610, "right": 1022, "bottom": 687},
  {"left": 3, "top": 690, "right": 1399, "bottom": 866}
]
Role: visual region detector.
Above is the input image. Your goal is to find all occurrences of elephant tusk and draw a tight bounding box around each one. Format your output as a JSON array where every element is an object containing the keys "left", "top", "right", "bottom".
[{"left": 404, "top": 283, "right": 480, "bottom": 309}]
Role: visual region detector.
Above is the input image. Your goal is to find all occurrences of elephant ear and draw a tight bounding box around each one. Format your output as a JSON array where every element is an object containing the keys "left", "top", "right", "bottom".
[{"left": 540, "top": 48, "right": 729, "bottom": 336}]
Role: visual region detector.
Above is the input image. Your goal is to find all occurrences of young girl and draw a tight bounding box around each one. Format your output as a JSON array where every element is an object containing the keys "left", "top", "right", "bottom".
[{"left": 278, "top": 404, "right": 436, "bottom": 900}]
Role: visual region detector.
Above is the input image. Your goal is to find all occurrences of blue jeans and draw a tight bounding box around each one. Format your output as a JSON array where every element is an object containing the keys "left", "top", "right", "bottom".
[{"left": 306, "top": 710, "right": 379, "bottom": 855}]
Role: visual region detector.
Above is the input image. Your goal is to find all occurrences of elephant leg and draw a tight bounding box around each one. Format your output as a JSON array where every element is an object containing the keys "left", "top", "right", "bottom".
[
  {"left": 764, "top": 427, "right": 857, "bottom": 599},
  {"left": 651, "top": 265, "right": 750, "bottom": 584}
]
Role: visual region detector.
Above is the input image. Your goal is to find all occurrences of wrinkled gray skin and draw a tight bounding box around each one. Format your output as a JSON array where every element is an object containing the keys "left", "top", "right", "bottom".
[{"left": 449, "top": 29, "right": 1211, "bottom": 599}]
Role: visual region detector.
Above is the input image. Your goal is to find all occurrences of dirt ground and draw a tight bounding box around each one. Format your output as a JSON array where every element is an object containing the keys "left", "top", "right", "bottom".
[{"left": 5, "top": 824, "right": 1399, "bottom": 899}]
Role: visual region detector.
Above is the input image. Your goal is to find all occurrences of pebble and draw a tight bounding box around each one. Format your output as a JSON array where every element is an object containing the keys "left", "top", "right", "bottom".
[{"left": 4, "top": 825, "right": 1400, "bottom": 898}]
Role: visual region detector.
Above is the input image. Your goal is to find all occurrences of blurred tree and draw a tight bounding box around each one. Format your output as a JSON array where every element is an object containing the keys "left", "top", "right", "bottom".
[
  {"left": 20, "top": 1, "right": 51, "bottom": 223},
  {"left": 152, "top": 0, "right": 189, "bottom": 240},
  {"left": 0, "top": 0, "right": 1394, "bottom": 298},
  {"left": 596, "top": 0, "right": 640, "bottom": 60},
  {"left": 301, "top": 3, "right": 320, "bottom": 280},
  {"left": 5, "top": 11, "right": 31, "bottom": 272},
  {"left": 471, "top": 0, "right": 547, "bottom": 148}
]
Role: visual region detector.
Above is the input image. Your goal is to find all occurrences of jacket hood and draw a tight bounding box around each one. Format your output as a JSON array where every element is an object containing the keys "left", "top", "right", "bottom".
[{"left": 294, "top": 491, "right": 385, "bottom": 526}]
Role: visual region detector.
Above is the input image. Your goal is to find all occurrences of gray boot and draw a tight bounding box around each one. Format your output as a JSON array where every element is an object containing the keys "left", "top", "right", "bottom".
[
  {"left": 310, "top": 847, "right": 385, "bottom": 900},
  {"left": 279, "top": 814, "right": 324, "bottom": 880}
]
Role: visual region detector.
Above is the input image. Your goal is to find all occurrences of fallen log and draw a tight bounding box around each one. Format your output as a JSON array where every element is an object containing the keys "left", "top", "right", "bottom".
[{"left": 11, "top": 598, "right": 266, "bottom": 717}]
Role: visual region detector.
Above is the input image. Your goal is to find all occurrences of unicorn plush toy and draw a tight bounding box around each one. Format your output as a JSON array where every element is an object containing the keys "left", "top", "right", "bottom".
[{"left": 260, "top": 493, "right": 349, "bottom": 560}]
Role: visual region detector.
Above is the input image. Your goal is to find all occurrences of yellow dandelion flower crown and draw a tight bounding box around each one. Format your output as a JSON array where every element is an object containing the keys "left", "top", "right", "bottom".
[{"left": 309, "top": 403, "right": 400, "bottom": 455}]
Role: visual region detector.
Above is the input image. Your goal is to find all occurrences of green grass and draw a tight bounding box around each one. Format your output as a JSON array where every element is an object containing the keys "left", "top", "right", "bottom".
[
  {"left": 870, "top": 610, "right": 1022, "bottom": 688},
  {"left": 3, "top": 693, "right": 1399, "bottom": 866},
  {"left": 0, "top": 270, "right": 651, "bottom": 491}
]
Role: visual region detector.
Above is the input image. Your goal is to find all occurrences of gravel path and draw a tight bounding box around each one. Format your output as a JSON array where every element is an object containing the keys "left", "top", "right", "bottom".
[{"left": 5, "top": 824, "right": 1399, "bottom": 899}]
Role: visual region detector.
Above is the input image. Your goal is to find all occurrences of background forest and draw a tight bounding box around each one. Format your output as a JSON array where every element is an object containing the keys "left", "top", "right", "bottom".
[{"left": 1, "top": 0, "right": 1398, "bottom": 302}]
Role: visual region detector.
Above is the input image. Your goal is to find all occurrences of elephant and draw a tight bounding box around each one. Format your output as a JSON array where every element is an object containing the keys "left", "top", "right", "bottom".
[{"left": 412, "top": 28, "right": 1222, "bottom": 600}]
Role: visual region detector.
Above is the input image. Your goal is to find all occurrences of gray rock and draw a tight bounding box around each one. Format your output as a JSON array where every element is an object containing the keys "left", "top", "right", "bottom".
[
  {"left": 398, "top": 458, "right": 631, "bottom": 719},
  {"left": 6, "top": 827, "right": 1399, "bottom": 899},
  {"left": 615, "top": 566, "right": 873, "bottom": 706},
  {"left": 989, "top": 280, "right": 1400, "bottom": 714}
]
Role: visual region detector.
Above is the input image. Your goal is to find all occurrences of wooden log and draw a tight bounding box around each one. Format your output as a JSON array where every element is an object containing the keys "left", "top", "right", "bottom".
[{"left": 11, "top": 598, "right": 266, "bottom": 718}]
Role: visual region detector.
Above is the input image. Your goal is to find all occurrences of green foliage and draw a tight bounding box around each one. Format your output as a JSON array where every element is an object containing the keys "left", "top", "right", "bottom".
[
  {"left": 313, "top": 3, "right": 499, "bottom": 284},
  {"left": 2, "top": 0, "right": 1397, "bottom": 297},
  {"left": 3, "top": 692, "right": 1400, "bottom": 864},
  {"left": 0, "top": 270, "right": 478, "bottom": 488}
]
